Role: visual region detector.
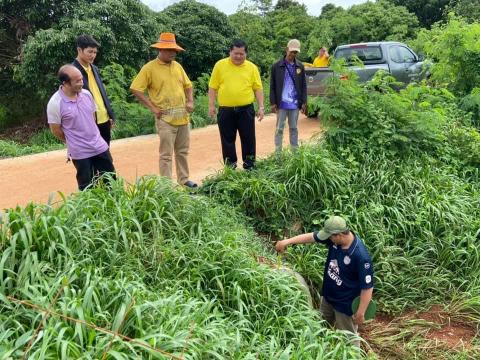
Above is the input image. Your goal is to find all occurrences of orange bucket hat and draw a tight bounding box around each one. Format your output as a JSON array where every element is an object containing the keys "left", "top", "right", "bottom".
[{"left": 151, "top": 32, "right": 184, "bottom": 52}]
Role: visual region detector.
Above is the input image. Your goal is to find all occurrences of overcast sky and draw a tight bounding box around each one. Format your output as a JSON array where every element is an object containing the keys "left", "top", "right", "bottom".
[{"left": 141, "top": 0, "right": 368, "bottom": 16}]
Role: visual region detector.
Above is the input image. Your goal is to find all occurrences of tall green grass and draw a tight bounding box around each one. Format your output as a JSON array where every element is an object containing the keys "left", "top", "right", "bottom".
[{"left": 0, "top": 177, "right": 360, "bottom": 358}]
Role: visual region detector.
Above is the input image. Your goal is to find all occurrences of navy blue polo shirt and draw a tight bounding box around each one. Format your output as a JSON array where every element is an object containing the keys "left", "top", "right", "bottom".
[{"left": 313, "top": 232, "right": 374, "bottom": 316}]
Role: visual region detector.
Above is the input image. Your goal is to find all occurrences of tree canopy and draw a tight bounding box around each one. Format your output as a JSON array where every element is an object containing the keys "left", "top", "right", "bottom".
[
  {"left": 230, "top": 0, "right": 313, "bottom": 74},
  {"left": 389, "top": 0, "right": 450, "bottom": 28},
  {"left": 449, "top": 0, "right": 480, "bottom": 23},
  {"left": 417, "top": 15, "right": 480, "bottom": 95},
  {"left": 162, "top": 0, "right": 236, "bottom": 79},
  {"left": 13, "top": 0, "right": 162, "bottom": 99},
  {"left": 305, "top": 0, "right": 419, "bottom": 56}
]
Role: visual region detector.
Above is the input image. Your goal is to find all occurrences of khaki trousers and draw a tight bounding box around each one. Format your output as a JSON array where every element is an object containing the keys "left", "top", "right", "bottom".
[
  {"left": 320, "top": 297, "right": 360, "bottom": 347},
  {"left": 156, "top": 119, "right": 190, "bottom": 185}
]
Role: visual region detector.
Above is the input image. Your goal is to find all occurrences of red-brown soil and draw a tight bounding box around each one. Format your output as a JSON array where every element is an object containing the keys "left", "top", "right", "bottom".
[{"left": 362, "top": 305, "right": 477, "bottom": 357}]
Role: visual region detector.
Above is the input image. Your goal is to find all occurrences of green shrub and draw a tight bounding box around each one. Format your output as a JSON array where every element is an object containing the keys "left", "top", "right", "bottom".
[
  {"left": 193, "top": 72, "right": 211, "bottom": 96},
  {"left": 111, "top": 102, "right": 155, "bottom": 139},
  {"left": 101, "top": 63, "right": 138, "bottom": 103},
  {"left": 28, "top": 128, "right": 63, "bottom": 147},
  {"left": 311, "top": 71, "right": 451, "bottom": 158},
  {"left": 191, "top": 94, "right": 214, "bottom": 128},
  {"left": 459, "top": 88, "right": 480, "bottom": 128}
]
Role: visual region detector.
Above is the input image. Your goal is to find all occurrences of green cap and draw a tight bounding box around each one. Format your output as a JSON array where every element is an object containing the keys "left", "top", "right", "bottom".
[{"left": 318, "top": 216, "right": 348, "bottom": 240}]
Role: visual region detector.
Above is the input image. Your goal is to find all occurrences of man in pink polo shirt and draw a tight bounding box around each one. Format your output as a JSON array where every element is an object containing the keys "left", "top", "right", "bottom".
[{"left": 47, "top": 64, "right": 115, "bottom": 190}]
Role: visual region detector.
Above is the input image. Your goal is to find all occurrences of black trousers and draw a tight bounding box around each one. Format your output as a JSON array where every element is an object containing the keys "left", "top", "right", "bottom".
[
  {"left": 97, "top": 121, "right": 112, "bottom": 146},
  {"left": 72, "top": 150, "right": 116, "bottom": 191},
  {"left": 217, "top": 104, "right": 256, "bottom": 169}
]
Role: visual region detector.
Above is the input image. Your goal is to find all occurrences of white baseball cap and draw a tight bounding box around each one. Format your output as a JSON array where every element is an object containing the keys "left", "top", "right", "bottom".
[{"left": 287, "top": 39, "right": 301, "bottom": 53}]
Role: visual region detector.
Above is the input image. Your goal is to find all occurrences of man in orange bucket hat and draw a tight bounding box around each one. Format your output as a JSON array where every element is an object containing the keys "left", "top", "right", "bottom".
[
  {"left": 150, "top": 32, "right": 185, "bottom": 51},
  {"left": 130, "top": 32, "right": 197, "bottom": 188}
]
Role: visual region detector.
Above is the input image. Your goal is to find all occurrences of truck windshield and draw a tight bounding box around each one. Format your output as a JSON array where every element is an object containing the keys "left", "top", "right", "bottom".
[{"left": 335, "top": 46, "right": 383, "bottom": 64}]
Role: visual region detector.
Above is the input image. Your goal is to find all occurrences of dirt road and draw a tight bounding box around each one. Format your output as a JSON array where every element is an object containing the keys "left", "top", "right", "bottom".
[{"left": 0, "top": 114, "right": 321, "bottom": 210}]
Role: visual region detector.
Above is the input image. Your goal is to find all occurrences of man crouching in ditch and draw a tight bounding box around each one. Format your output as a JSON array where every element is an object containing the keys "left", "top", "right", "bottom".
[{"left": 275, "top": 216, "right": 374, "bottom": 347}]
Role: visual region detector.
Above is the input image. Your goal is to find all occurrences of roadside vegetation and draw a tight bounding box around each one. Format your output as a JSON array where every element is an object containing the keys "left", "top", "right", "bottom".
[
  {"left": 1, "top": 0, "right": 480, "bottom": 358},
  {"left": 201, "top": 70, "right": 480, "bottom": 358}
]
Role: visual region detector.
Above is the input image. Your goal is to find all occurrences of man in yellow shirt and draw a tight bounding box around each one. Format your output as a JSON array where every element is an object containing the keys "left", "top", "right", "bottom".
[
  {"left": 73, "top": 35, "right": 116, "bottom": 145},
  {"left": 130, "top": 32, "right": 196, "bottom": 188},
  {"left": 208, "top": 40, "right": 264, "bottom": 170},
  {"left": 312, "top": 47, "right": 330, "bottom": 67}
]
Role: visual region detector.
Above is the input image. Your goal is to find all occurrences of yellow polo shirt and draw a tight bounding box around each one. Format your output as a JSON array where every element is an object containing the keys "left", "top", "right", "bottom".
[
  {"left": 313, "top": 55, "right": 330, "bottom": 67},
  {"left": 130, "top": 59, "right": 192, "bottom": 126},
  {"left": 84, "top": 65, "right": 109, "bottom": 124},
  {"left": 209, "top": 58, "right": 262, "bottom": 107}
]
